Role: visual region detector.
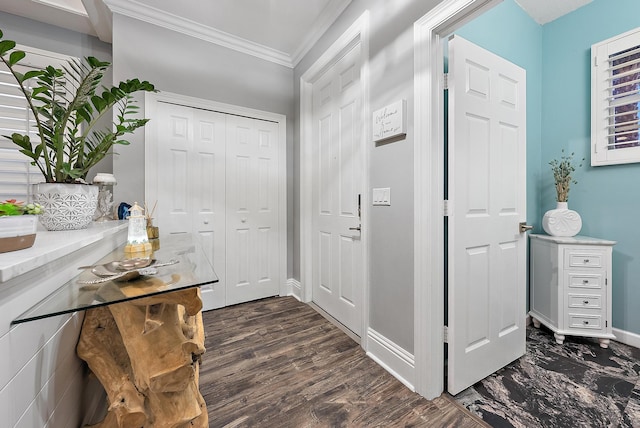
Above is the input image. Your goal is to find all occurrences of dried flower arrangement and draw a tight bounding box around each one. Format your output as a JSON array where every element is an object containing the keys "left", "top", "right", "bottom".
[{"left": 549, "top": 150, "right": 584, "bottom": 202}]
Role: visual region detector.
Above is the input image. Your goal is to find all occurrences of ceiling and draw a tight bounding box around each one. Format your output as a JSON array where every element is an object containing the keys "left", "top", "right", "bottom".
[
  {"left": 0, "top": 0, "right": 594, "bottom": 67},
  {"left": 514, "top": 0, "right": 593, "bottom": 25}
]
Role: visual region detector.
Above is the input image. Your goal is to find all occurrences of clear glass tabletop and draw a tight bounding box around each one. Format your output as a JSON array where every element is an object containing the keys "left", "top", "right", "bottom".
[{"left": 12, "top": 234, "right": 219, "bottom": 324}]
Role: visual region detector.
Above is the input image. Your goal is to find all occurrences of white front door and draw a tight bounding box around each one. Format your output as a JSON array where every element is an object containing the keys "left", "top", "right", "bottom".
[
  {"left": 447, "top": 35, "right": 527, "bottom": 395},
  {"left": 311, "top": 42, "right": 364, "bottom": 336},
  {"left": 225, "top": 115, "right": 280, "bottom": 305}
]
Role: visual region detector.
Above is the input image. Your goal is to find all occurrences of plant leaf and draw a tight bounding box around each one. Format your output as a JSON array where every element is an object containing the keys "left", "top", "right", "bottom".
[
  {"left": 21, "top": 70, "right": 44, "bottom": 82},
  {"left": 0, "top": 40, "right": 16, "bottom": 56},
  {"left": 8, "top": 50, "right": 25, "bottom": 66}
]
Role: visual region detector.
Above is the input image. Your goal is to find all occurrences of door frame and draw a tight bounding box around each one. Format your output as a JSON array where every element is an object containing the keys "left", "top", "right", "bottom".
[
  {"left": 413, "top": 0, "right": 503, "bottom": 399},
  {"left": 299, "top": 10, "right": 370, "bottom": 343},
  {"left": 144, "top": 91, "right": 288, "bottom": 300}
]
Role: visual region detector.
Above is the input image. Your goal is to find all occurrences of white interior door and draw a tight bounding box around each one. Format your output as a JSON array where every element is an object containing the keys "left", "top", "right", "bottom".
[
  {"left": 156, "top": 102, "right": 226, "bottom": 310},
  {"left": 447, "top": 35, "right": 527, "bottom": 395},
  {"left": 225, "top": 115, "right": 280, "bottom": 305},
  {"left": 311, "top": 42, "right": 364, "bottom": 336}
]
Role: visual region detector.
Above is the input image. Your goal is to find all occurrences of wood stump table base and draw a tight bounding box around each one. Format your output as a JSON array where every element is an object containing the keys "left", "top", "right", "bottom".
[{"left": 77, "top": 287, "right": 208, "bottom": 427}]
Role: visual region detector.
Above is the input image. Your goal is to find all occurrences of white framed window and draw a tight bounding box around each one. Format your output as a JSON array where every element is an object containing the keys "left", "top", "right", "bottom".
[
  {"left": 592, "top": 27, "right": 640, "bottom": 166},
  {"left": 0, "top": 46, "right": 74, "bottom": 200}
]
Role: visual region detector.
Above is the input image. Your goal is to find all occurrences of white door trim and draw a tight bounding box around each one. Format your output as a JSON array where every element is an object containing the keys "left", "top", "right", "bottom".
[
  {"left": 413, "top": 0, "right": 502, "bottom": 400},
  {"left": 300, "top": 10, "right": 370, "bottom": 345},
  {"left": 144, "top": 91, "right": 288, "bottom": 299}
]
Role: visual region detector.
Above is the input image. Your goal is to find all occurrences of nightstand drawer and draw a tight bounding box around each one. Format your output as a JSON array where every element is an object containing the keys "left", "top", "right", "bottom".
[
  {"left": 568, "top": 294, "right": 602, "bottom": 309},
  {"left": 567, "top": 273, "right": 602, "bottom": 289},
  {"left": 566, "top": 251, "right": 603, "bottom": 268},
  {"left": 568, "top": 314, "right": 602, "bottom": 330}
]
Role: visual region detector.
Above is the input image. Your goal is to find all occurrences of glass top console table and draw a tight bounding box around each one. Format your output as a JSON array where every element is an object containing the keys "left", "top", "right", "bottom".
[
  {"left": 13, "top": 232, "right": 218, "bottom": 426},
  {"left": 12, "top": 232, "right": 219, "bottom": 324}
]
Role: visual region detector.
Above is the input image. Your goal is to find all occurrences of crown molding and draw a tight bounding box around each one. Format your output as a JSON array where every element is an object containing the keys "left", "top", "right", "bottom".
[
  {"left": 103, "top": 0, "right": 293, "bottom": 67},
  {"left": 102, "top": 0, "right": 351, "bottom": 68},
  {"left": 291, "top": 0, "right": 351, "bottom": 67}
]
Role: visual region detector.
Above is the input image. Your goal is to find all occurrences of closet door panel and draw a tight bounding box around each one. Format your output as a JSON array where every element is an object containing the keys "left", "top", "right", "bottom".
[
  {"left": 156, "top": 103, "right": 226, "bottom": 310},
  {"left": 226, "top": 115, "right": 280, "bottom": 305}
]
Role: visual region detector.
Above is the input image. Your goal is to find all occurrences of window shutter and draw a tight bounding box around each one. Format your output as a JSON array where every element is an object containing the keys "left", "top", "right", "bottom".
[
  {"left": 0, "top": 46, "right": 72, "bottom": 200},
  {"left": 592, "top": 27, "right": 640, "bottom": 166}
]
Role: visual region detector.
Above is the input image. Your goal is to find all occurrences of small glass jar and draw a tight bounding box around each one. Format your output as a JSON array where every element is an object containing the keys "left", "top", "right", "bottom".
[{"left": 93, "top": 173, "right": 117, "bottom": 222}]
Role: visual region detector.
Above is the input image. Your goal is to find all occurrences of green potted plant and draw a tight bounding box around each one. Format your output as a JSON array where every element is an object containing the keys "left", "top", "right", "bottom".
[
  {"left": 0, "top": 29, "right": 156, "bottom": 230},
  {"left": 0, "top": 200, "right": 43, "bottom": 252}
]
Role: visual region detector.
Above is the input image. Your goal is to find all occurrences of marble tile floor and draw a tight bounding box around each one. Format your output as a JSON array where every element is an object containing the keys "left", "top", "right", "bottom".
[{"left": 456, "top": 326, "right": 640, "bottom": 428}]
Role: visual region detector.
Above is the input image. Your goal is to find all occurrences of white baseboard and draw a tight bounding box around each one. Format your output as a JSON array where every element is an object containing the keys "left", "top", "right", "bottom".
[
  {"left": 613, "top": 327, "right": 640, "bottom": 349},
  {"left": 366, "top": 328, "right": 415, "bottom": 391},
  {"left": 287, "top": 278, "right": 302, "bottom": 301}
]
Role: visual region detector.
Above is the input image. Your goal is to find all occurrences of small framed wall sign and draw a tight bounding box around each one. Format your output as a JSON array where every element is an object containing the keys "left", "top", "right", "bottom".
[{"left": 372, "top": 99, "right": 406, "bottom": 143}]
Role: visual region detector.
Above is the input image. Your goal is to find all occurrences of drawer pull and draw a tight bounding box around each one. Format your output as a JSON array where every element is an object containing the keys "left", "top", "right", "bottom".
[
  {"left": 584, "top": 259, "right": 590, "bottom": 264},
  {"left": 583, "top": 320, "right": 590, "bottom": 325},
  {"left": 583, "top": 279, "right": 589, "bottom": 284},
  {"left": 583, "top": 300, "right": 590, "bottom": 305}
]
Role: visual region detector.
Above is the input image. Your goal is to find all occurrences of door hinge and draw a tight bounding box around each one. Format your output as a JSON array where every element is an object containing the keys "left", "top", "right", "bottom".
[
  {"left": 606, "top": 320, "right": 608, "bottom": 327},
  {"left": 443, "top": 73, "right": 449, "bottom": 90},
  {"left": 606, "top": 277, "right": 608, "bottom": 285},
  {"left": 594, "top": 56, "right": 598, "bottom": 67},
  {"left": 443, "top": 200, "right": 449, "bottom": 217},
  {"left": 443, "top": 325, "right": 448, "bottom": 343}
]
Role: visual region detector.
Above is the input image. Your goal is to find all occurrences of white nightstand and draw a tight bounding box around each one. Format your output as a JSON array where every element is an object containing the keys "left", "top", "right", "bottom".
[{"left": 529, "top": 234, "right": 616, "bottom": 348}]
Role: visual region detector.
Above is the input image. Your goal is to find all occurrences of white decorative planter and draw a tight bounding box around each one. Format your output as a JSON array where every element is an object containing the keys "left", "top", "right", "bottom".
[
  {"left": 542, "top": 202, "right": 582, "bottom": 237},
  {"left": 33, "top": 183, "right": 99, "bottom": 231},
  {"left": 0, "top": 215, "right": 38, "bottom": 252}
]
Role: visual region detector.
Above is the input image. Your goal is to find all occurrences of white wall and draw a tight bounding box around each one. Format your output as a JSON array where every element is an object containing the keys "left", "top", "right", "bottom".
[
  {"left": 294, "top": 0, "right": 443, "bottom": 354},
  {"left": 0, "top": 12, "right": 111, "bottom": 62},
  {"left": 0, "top": 226, "right": 127, "bottom": 428},
  {"left": 110, "top": 14, "right": 295, "bottom": 277}
]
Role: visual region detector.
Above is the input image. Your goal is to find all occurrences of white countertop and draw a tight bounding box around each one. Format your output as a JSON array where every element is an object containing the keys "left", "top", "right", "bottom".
[
  {"left": 529, "top": 234, "right": 617, "bottom": 246},
  {"left": 0, "top": 220, "right": 128, "bottom": 283}
]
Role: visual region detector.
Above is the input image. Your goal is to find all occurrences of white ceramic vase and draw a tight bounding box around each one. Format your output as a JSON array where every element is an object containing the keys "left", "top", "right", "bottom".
[
  {"left": 542, "top": 201, "right": 582, "bottom": 237},
  {"left": 33, "top": 183, "right": 99, "bottom": 231}
]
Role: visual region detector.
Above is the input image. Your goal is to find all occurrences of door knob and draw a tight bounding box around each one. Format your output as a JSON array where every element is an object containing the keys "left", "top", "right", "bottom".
[
  {"left": 349, "top": 225, "right": 361, "bottom": 231},
  {"left": 519, "top": 222, "right": 534, "bottom": 233}
]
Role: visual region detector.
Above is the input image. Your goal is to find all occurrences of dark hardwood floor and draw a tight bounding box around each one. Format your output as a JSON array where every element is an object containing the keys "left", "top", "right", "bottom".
[{"left": 200, "top": 296, "right": 487, "bottom": 427}]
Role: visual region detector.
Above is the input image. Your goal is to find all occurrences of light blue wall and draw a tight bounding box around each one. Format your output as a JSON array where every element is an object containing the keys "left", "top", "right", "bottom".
[
  {"left": 542, "top": 0, "right": 640, "bottom": 335},
  {"left": 457, "top": 0, "right": 543, "bottom": 235}
]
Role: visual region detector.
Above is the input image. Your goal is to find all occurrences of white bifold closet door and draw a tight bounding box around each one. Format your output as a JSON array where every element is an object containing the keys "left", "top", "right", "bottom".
[
  {"left": 155, "top": 102, "right": 280, "bottom": 310},
  {"left": 225, "top": 115, "right": 280, "bottom": 306}
]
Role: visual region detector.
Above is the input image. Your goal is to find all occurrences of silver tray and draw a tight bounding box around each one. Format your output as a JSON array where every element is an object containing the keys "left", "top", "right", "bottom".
[
  {"left": 78, "top": 258, "right": 179, "bottom": 285},
  {"left": 91, "top": 258, "right": 156, "bottom": 277}
]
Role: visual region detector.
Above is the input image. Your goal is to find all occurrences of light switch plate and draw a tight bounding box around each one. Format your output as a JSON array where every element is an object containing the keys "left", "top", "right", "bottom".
[{"left": 372, "top": 187, "right": 391, "bottom": 206}]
